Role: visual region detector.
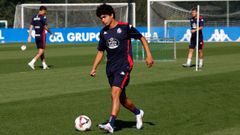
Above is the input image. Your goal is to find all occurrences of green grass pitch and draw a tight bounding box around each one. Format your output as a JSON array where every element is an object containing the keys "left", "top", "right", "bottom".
[{"left": 0, "top": 42, "right": 240, "bottom": 135}]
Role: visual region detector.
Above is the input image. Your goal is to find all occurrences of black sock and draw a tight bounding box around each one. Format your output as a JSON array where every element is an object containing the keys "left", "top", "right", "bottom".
[
  {"left": 133, "top": 107, "right": 141, "bottom": 115},
  {"left": 109, "top": 115, "right": 116, "bottom": 127}
]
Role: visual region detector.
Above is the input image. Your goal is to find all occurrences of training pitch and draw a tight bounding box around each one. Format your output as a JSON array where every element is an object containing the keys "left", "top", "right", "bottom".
[{"left": 0, "top": 42, "right": 240, "bottom": 135}]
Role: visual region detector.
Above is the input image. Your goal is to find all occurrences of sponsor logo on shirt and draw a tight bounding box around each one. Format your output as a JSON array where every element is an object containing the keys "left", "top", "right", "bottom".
[
  {"left": 117, "top": 28, "right": 122, "bottom": 34},
  {"left": 120, "top": 71, "right": 125, "bottom": 76},
  {"left": 107, "top": 37, "right": 120, "bottom": 49}
]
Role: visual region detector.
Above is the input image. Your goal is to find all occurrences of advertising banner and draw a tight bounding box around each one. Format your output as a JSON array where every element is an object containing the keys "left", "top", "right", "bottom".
[{"left": 0, "top": 27, "right": 239, "bottom": 44}]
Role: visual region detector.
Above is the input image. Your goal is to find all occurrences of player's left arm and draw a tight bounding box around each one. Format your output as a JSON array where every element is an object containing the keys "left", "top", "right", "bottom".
[
  {"left": 44, "top": 25, "right": 53, "bottom": 36},
  {"left": 43, "top": 16, "right": 54, "bottom": 35},
  {"left": 140, "top": 37, "right": 154, "bottom": 68},
  {"left": 128, "top": 25, "right": 154, "bottom": 68},
  {"left": 197, "top": 18, "right": 204, "bottom": 31}
]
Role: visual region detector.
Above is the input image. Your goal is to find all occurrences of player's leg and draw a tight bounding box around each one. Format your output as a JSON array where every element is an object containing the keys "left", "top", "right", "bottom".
[
  {"left": 34, "top": 48, "right": 45, "bottom": 62},
  {"left": 119, "top": 72, "right": 144, "bottom": 129},
  {"left": 198, "top": 41, "right": 204, "bottom": 68},
  {"left": 40, "top": 52, "right": 49, "bottom": 69},
  {"left": 99, "top": 86, "right": 121, "bottom": 133},
  {"left": 120, "top": 90, "right": 144, "bottom": 129},
  {"left": 187, "top": 48, "right": 194, "bottom": 63},
  {"left": 40, "top": 53, "right": 45, "bottom": 61},
  {"left": 182, "top": 48, "right": 194, "bottom": 67},
  {"left": 110, "top": 86, "right": 122, "bottom": 122},
  {"left": 28, "top": 39, "right": 44, "bottom": 70},
  {"left": 183, "top": 39, "right": 195, "bottom": 67},
  {"left": 120, "top": 89, "right": 140, "bottom": 114},
  {"left": 118, "top": 74, "right": 136, "bottom": 113},
  {"left": 28, "top": 48, "right": 44, "bottom": 70}
]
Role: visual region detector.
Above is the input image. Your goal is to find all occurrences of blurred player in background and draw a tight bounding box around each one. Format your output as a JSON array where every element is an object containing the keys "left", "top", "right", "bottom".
[
  {"left": 90, "top": 4, "right": 154, "bottom": 133},
  {"left": 183, "top": 7, "right": 204, "bottom": 68},
  {"left": 28, "top": 6, "right": 53, "bottom": 70}
]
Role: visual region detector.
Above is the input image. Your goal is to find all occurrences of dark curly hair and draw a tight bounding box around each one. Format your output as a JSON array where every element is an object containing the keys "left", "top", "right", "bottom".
[
  {"left": 39, "top": 6, "right": 47, "bottom": 11},
  {"left": 96, "top": 3, "right": 115, "bottom": 19}
]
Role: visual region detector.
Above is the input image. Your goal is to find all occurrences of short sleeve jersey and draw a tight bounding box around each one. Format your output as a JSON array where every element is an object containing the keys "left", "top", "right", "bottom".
[
  {"left": 190, "top": 16, "right": 204, "bottom": 39},
  {"left": 31, "top": 14, "right": 47, "bottom": 38},
  {"left": 98, "top": 22, "right": 142, "bottom": 72}
]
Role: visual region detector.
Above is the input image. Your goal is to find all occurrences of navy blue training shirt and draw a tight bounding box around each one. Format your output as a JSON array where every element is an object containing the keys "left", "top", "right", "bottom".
[
  {"left": 190, "top": 16, "right": 204, "bottom": 39},
  {"left": 31, "top": 14, "right": 47, "bottom": 38},
  {"left": 98, "top": 22, "right": 142, "bottom": 73}
]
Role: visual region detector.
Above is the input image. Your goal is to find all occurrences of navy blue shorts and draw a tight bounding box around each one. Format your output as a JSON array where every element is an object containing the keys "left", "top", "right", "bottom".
[
  {"left": 189, "top": 38, "right": 204, "bottom": 50},
  {"left": 107, "top": 70, "right": 130, "bottom": 89},
  {"left": 35, "top": 37, "right": 46, "bottom": 49}
]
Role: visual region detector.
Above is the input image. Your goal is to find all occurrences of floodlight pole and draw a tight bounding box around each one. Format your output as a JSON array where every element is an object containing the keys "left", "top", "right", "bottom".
[
  {"left": 226, "top": 0, "right": 229, "bottom": 27},
  {"left": 195, "top": 5, "right": 200, "bottom": 71},
  {"left": 128, "top": 0, "right": 133, "bottom": 25},
  {"left": 65, "top": 0, "right": 68, "bottom": 28},
  {"left": 21, "top": 5, "right": 24, "bottom": 28},
  {"left": 147, "top": 0, "right": 151, "bottom": 38}
]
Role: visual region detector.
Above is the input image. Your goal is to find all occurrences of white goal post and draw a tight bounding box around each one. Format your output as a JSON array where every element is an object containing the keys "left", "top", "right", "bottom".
[
  {"left": 14, "top": 3, "right": 136, "bottom": 28},
  {"left": 164, "top": 20, "right": 189, "bottom": 38}
]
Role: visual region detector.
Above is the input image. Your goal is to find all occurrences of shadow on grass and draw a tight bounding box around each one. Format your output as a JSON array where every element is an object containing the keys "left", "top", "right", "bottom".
[
  {"left": 36, "top": 65, "right": 54, "bottom": 69},
  {"left": 98, "top": 120, "right": 155, "bottom": 132}
]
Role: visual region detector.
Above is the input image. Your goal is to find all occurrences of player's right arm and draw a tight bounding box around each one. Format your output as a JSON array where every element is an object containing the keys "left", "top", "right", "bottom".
[
  {"left": 191, "top": 26, "right": 203, "bottom": 33},
  {"left": 90, "top": 31, "right": 106, "bottom": 77},
  {"left": 191, "top": 17, "right": 204, "bottom": 33},
  {"left": 28, "top": 25, "right": 33, "bottom": 43},
  {"left": 90, "top": 51, "right": 104, "bottom": 77}
]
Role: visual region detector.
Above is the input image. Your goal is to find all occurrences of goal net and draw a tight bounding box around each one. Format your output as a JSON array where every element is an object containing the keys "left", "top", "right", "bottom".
[
  {"left": 132, "top": 38, "right": 176, "bottom": 61},
  {"left": 147, "top": 0, "right": 240, "bottom": 61},
  {"left": 14, "top": 3, "right": 135, "bottom": 28},
  {"left": 0, "top": 20, "right": 8, "bottom": 28},
  {"left": 148, "top": 0, "right": 240, "bottom": 39}
]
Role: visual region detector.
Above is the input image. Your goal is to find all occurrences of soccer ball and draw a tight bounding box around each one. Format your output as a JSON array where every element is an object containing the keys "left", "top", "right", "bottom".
[
  {"left": 21, "top": 45, "right": 26, "bottom": 51},
  {"left": 75, "top": 115, "right": 91, "bottom": 131}
]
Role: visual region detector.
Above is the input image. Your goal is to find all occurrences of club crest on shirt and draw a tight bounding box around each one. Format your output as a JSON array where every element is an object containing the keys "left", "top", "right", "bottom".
[
  {"left": 107, "top": 37, "right": 120, "bottom": 49},
  {"left": 192, "top": 23, "right": 197, "bottom": 29},
  {"left": 117, "top": 28, "right": 122, "bottom": 34}
]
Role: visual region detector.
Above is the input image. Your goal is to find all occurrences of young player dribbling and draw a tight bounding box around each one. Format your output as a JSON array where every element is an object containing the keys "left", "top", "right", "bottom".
[{"left": 90, "top": 4, "right": 154, "bottom": 133}]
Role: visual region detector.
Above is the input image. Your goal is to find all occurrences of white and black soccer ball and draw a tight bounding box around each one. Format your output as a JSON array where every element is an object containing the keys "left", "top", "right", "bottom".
[
  {"left": 21, "top": 45, "right": 27, "bottom": 51},
  {"left": 75, "top": 115, "right": 91, "bottom": 131}
]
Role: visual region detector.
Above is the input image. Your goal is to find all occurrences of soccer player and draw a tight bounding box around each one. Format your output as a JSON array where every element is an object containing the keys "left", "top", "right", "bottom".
[
  {"left": 28, "top": 6, "right": 53, "bottom": 70},
  {"left": 182, "top": 7, "right": 204, "bottom": 68},
  {"left": 90, "top": 4, "right": 154, "bottom": 133}
]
